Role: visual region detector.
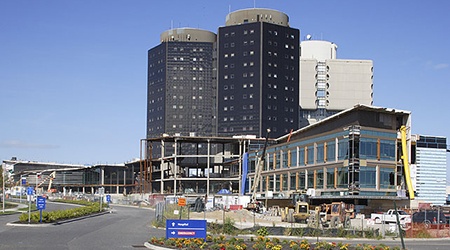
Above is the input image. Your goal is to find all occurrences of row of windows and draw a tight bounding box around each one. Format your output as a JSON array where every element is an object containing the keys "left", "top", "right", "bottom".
[
  {"left": 224, "top": 30, "right": 255, "bottom": 37},
  {"left": 224, "top": 62, "right": 255, "bottom": 69},
  {"left": 172, "top": 76, "right": 206, "bottom": 81},
  {"left": 251, "top": 137, "right": 396, "bottom": 170},
  {"left": 172, "top": 124, "right": 204, "bottom": 129},
  {"left": 170, "top": 114, "right": 205, "bottom": 119},
  {"left": 224, "top": 40, "right": 255, "bottom": 48},
  {"left": 171, "top": 95, "right": 204, "bottom": 100},
  {"left": 172, "top": 57, "right": 205, "bottom": 61},
  {"left": 223, "top": 29, "right": 295, "bottom": 39},
  {"left": 172, "top": 47, "right": 204, "bottom": 52},
  {"left": 223, "top": 83, "right": 255, "bottom": 90},
  {"left": 223, "top": 115, "right": 255, "bottom": 122},
  {"left": 222, "top": 126, "right": 256, "bottom": 132},
  {"left": 223, "top": 72, "right": 296, "bottom": 81},
  {"left": 248, "top": 166, "right": 395, "bottom": 193},
  {"left": 267, "top": 30, "right": 296, "bottom": 39},
  {"left": 223, "top": 51, "right": 256, "bottom": 58},
  {"left": 171, "top": 105, "right": 210, "bottom": 110},
  {"left": 172, "top": 66, "right": 205, "bottom": 71},
  {"left": 223, "top": 105, "right": 254, "bottom": 111},
  {"left": 223, "top": 94, "right": 255, "bottom": 100},
  {"left": 267, "top": 95, "right": 295, "bottom": 102},
  {"left": 267, "top": 41, "right": 295, "bottom": 49}
]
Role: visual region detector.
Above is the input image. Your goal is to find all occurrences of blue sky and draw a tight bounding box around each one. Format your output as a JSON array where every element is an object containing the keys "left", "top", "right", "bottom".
[{"left": 1, "top": 1, "right": 449, "bottom": 168}]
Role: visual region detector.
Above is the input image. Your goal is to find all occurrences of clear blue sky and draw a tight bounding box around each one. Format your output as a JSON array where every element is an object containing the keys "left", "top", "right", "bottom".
[{"left": 1, "top": 1, "right": 449, "bottom": 167}]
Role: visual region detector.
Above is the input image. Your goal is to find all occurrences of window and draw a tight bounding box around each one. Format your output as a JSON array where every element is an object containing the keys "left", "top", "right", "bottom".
[
  {"left": 360, "top": 167, "right": 376, "bottom": 188},
  {"left": 326, "top": 141, "right": 336, "bottom": 162},
  {"left": 360, "top": 138, "right": 377, "bottom": 160},
  {"left": 307, "top": 146, "right": 314, "bottom": 165},
  {"left": 338, "top": 138, "right": 349, "bottom": 160},
  {"left": 380, "top": 167, "right": 395, "bottom": 189},
  {"left": 380, "top": 139, "right": 395, "bottom": 161},
  {"left": 317, "top": 143, "right": 324, "bottom": 163}
]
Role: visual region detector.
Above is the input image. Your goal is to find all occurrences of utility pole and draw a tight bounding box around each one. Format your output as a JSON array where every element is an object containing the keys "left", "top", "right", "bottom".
[{"left": 2, "top": 163, "right": 5, "bottom": 213}]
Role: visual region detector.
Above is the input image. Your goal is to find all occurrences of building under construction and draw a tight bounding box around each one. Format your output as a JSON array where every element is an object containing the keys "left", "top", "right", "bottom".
[{"left": 138, "top": 135, "right": 271, "bottom": 196}]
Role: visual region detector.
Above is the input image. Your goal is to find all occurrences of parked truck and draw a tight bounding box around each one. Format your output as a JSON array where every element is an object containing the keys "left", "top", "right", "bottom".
[{"left": 371, "top": 209, "right": 411, "bottom": 225}]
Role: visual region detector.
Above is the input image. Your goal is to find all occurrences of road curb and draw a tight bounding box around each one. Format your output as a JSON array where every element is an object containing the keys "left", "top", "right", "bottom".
[{"left": 6, "top": 210, "right": 111, "bottom": 227}]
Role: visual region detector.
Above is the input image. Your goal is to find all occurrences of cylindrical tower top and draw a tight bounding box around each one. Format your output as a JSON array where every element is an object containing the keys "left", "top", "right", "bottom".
[
  {"left": 160, "top": 28, "right": 216, "bottom": 43},
  {"left": 300, "top": 40, "right": 338, "bottom": 60},
  {"left": 225, "top": 8, "right": 290, "bottom": 27}
]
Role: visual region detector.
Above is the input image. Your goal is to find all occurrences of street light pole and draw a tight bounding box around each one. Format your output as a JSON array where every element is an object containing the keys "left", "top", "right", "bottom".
[{"left": 2, "top": 163, "right": 6, "bottom": 213}]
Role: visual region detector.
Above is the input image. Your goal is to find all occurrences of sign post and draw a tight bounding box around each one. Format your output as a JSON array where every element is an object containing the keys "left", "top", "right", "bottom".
[
  {"left": 26, "top": 186, "right": 34, "bottom": 223},
  {"left": 178, "top": 197, "right": 186, "bottom": 219},
  {"left": 166, "top": 219, "right": 207, "bottom": 240},
  {"left": 20, "top": 177, "right": 26, "bottom": 204},
  {"left": 98, "top": 187, "right": 104, "bottom": 212},
  {"left": 36, "top": 196, "right": 46, "bottom": 223}
]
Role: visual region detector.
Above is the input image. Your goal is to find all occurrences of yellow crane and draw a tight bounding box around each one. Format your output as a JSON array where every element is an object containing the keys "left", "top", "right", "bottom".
[
  {"left": 400, "top": 125, "right": 414, "bottom": 200},
  {"left": 36, "top": 171, "right": 56, "bottom": 193}
]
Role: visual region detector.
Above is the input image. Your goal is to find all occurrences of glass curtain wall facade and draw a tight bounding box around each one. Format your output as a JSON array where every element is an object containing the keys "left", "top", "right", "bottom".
[
  {"left": 415, "top": 136, "right": 447, "bottom": 205},
  {"left": 245, "top": 127, "right": 399, "bottom": 198}
]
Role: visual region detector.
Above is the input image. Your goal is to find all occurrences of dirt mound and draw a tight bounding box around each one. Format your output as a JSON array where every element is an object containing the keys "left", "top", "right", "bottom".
[{"left": 189, "top": 209, "right": 283, "bottom": 227}]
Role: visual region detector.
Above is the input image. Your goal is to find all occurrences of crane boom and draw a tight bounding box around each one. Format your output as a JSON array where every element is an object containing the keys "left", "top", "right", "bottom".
[
  {"left": 249, "top": 129, "right": 271, "bottom": 204},
  {"left": 400, "top": 125, "right": 414, "bottom": 200}
]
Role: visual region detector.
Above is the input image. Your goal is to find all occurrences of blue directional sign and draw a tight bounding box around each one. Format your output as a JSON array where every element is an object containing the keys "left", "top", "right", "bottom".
[
  {"left": 166, "top": 219, "right": 207, "bottom": 239},
  {"left": 106, "top": 194, "right": 111, "bottom": 203},
  {"left": 36, "top": 196, "right": 46, "bottom": 210},
  {"left": 21, "top": 178, "right": 27, "bottom": 185},
  {"left": 27, "top": 187, "right": 34, "bottom": 195}
]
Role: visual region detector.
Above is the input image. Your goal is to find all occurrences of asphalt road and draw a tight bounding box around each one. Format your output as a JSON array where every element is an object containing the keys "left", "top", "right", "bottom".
[
  {"left": 1, "top": 202, "right": 450, "bottom": 250},
  {"left": 0, "top": 203, "right": 165, "bottom": 250}
]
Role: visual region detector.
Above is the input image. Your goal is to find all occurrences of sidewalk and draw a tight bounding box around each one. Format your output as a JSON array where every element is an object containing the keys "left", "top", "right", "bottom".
[{"left": 0, "top": 201, "right": 29, "bottom": 214}]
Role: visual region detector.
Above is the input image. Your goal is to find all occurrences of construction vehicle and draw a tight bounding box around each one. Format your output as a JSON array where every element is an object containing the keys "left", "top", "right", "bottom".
[
  {"left": 311, "top": 202, "right": 354, "bottom": 228},
  {"left": 246, "top": 129, "right": 270, "bottom": 213},
  {"left": 282, "top": 192, "right": 310, "bottom": 223},
  {"left": 281, "top": 201, "right": 310, "bottom": 223},
  {"left": 36, "top": 171, "right": 57, "bottom": 196}
]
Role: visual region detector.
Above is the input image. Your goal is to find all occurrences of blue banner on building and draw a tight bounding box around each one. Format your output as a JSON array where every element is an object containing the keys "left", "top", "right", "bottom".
[{"left": 241, "top": 152, "right": 248, "bottom": 195}]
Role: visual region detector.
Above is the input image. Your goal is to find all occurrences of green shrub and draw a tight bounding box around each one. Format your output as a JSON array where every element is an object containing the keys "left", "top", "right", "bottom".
[
  {"left": 256, "top": 227, "right": 269, "bottom": 237},
  {"left": 19, "top": 201, "right": 101, "bottom": 223}
]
